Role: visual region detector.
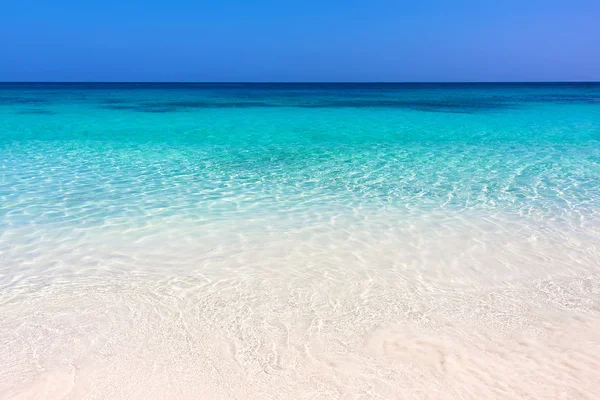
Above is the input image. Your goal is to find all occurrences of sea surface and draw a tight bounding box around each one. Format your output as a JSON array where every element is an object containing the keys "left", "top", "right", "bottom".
[{"left": 1, "top": 83, "right": 600, "bottom": 399}]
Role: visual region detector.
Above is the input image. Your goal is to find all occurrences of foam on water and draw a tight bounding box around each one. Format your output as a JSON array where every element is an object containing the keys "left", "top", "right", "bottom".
[{"left": 1, "top": 83, "right": 600, "bottom": 399}]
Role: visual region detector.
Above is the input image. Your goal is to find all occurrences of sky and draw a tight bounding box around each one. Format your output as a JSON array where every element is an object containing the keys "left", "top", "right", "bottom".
[{"left": 1, "top": 0, "right": 599, "bottom": 82}]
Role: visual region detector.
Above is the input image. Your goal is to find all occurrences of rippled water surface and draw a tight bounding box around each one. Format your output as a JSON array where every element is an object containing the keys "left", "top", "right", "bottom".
[{"left": 1, "top": 83, "right": 600, "bottom": 399}]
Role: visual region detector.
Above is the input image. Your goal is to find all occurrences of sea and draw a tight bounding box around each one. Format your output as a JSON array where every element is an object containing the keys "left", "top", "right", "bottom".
[{"left": 1, "top": 83, "right": 600, "bottom": 399}]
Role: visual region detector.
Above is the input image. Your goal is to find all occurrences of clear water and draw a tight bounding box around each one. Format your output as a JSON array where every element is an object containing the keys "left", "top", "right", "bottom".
[{"left": 1, "top": 83, "right": 600, "bottom": 399}]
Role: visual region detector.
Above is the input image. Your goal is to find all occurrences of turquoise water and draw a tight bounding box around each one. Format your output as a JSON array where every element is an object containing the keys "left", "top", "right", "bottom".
[
  {"left": 2, "top": 83, "right": 600, "bottom": 225},
  {"left": 1, "top": 83, "right": 600, "bottom": 398}
]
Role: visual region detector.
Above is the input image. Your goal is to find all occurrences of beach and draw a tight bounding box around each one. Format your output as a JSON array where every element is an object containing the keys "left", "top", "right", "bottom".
[{"left": 1, "top": 83, "right": 600, "bottom": 399}]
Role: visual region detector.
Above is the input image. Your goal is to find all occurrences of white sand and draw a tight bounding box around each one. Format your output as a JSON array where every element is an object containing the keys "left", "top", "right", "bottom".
[{"left": 1, "top": 211, "right": 599, "bottom": 399}]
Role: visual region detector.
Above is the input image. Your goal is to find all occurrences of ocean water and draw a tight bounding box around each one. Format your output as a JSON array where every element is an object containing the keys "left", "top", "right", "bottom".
[{"left": 1, "top": 83, "right": 600, "bottom": 399}]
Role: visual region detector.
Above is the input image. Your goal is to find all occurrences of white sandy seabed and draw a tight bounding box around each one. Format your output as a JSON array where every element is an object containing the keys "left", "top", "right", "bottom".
[{"left": 1, "top": 210, "right": 600, "bottom": 399}]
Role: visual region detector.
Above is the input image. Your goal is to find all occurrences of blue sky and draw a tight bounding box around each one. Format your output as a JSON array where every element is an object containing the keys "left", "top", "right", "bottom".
[{"left": 2, "top": 0, "right": 599, "bottom": 82}]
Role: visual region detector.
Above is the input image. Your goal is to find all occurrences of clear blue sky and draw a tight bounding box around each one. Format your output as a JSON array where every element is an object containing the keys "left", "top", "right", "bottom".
[{"left": 2, "top": 0, "right": 599, "bottom": 82}]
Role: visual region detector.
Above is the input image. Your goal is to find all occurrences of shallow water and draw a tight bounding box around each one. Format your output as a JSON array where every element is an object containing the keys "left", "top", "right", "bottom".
[{"left": 1, "top": 83, "right": 600, "bottom": 399}]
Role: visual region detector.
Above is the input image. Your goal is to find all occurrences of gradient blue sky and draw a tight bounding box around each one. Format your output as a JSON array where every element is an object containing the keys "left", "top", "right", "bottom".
[{"left": 2, "top": 0, "right": 599, "bottom": 82}]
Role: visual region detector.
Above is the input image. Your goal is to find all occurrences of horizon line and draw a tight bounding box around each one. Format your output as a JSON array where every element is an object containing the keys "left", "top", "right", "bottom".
[{"left": 1, "top": 81, "right": 599, "bottom": 84}]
